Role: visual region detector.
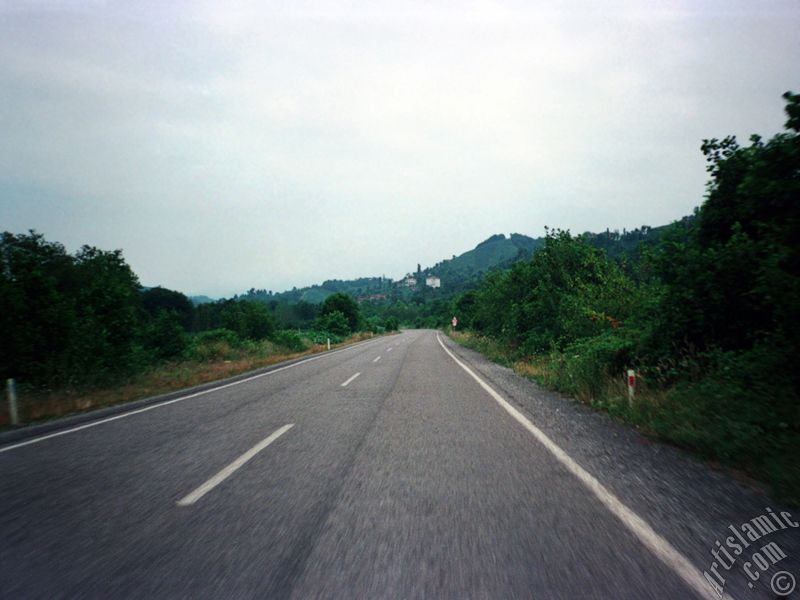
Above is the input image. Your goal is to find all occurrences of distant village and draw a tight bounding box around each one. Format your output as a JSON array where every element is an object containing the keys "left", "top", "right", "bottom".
[
  {"left": 398, "top": 274, "right": 441, "bottom": 290},
  {"left": 356, "top": 273, "right": 441, "bottom": 302}
]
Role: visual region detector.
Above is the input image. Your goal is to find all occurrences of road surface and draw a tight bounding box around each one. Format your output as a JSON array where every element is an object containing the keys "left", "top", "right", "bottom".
[{"left": 1, "top": 330, "right": 797, "bottom": 599}]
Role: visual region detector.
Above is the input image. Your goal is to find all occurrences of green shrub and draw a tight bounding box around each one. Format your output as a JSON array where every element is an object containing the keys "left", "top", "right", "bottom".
[
  {"left": 271, "top": 330, "right": 307, "bottom": 353},
  {"left": 143, "top": 309, "right": 188, "bottom": 361},
  {"left": 319, "top": 293, "right": 360, "bottom": 332},
  {"left": 187, "top": 328, "right": 242, "bottom": 361},
  {"left": 306, "top": 330, "right": 344, "bottom": 345},
  {"left": 546, "top": 329, "right": 637, "bottom": 399},
  {"left": 365, "top": 316, "right": 386, "bottom": 334},
  {"left": 647, "top": 345, "right": 797, "bottom": 498},
  {"left": 316, "top": 310, "right": 350, "bottom": 337},
  {"left": 193, "top": 328, "right": 241, "bottom": 346}
]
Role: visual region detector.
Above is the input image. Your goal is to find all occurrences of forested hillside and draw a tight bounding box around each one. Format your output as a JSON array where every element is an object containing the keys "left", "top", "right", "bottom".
[
  {"left": 227, "top": 222, "right": 686, "bottom": 323},
  {"left": 231, "top": 233, "right": 543, "bottom": 305},
  {"left": 235, "top": 277, "right": 393, "bottom": 305},
  {"left": 417, "top": 233, "right": 542, "bottom": 294}
]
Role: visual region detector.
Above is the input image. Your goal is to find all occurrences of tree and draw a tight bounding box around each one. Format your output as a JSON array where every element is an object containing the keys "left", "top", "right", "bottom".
[
  {"left": 194, "top": 299, "right": 277, "bottom": 341},
  {"left": 0, "top": 231, "right": 77, "bottom": 382},
  {"left": 68, "top": 245, "right": 145, "bottom": 379},
  {"left": 472, "top": 230, "right": 636, "bottom": 353},
  {"left": 219, "top": 300, "right": 276, "bottom": 340},
  {"left": 319, "top": 293, "right": 360, "bottom": 333},
  {"left": 143, "top": 309, "right": 188, "bottom": 360},
  {"left": 0, "top": 232, "right": 147, "bottom": 385},
  {"left": 318, "top": 310, "right": 350, "bottom": 336},
  {"left": 141, "top": 287, "right": 193, "bottom": 330},
  {"left": 452, "top": 291, "right": 478, "bottom": 329},
  {"left": 653, "top": 91, "right": 800, "bottom": 355}
]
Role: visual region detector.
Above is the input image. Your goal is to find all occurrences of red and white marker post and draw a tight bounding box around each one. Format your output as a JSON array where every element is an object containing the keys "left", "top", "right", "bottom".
[{"left": 627, "top": 369, "right": 636, "bottom": 404}]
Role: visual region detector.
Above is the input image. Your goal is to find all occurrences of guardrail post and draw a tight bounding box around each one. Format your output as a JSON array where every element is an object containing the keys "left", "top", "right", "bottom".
[{"left": 7, "top": 378, "right": 19, "bottom": 426}]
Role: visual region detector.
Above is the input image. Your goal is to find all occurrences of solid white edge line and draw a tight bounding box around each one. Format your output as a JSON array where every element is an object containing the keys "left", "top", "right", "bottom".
[
  {"left": 341, "top": 372, "right": 361, "bottom": 387},
  {"left": 373, "top": 356, "right": 382, "bottom": 363},
  {"left": 0, "top": 336, "right": 386, "bottom": 454},
  {"left": 436, "top": 334, "right": 726, "bottom": 600},
  {"left": 176, "top": 424, "right": 293, "bottom": 506}
]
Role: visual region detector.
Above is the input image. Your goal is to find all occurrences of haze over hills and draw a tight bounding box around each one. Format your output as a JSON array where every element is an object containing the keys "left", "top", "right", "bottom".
[{"left": 220, "top": 216, "right": 695, "bottom": 306}]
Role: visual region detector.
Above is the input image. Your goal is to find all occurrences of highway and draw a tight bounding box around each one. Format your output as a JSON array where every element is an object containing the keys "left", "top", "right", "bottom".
[{"left": 0, "top": 330, "right": 797, "bottom": 599}]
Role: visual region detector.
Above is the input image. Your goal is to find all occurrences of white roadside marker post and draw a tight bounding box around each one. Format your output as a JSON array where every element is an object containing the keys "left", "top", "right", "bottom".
[
  {"left": 7, "top": 378, "right": 19, "bottom": 426},
  {"left": 327, "top": 338, "right": 331, "bottom": 351},
  {"left": 627, "top": 369, "right": 636, "bottom": 406}
]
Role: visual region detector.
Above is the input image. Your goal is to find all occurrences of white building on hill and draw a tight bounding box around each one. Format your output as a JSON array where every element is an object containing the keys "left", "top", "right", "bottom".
[{"left": 425, "top": 275, "right": 441, "bottom": 288}]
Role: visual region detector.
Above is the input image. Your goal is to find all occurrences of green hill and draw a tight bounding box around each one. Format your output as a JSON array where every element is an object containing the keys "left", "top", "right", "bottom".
[
  {"left": 232, "top": 218, "right": 695, "bottom": 304},
  {"left": 189, "top": 295, "right": 216, "bottom": 306},
  {"left": 422, "top": 233, "right": 542, "bottom": 293}
]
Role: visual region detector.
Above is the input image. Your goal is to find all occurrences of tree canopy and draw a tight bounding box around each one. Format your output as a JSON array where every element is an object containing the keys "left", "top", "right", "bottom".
[{"left": 319, "top": 292, "right": 360, "bottom": 333}]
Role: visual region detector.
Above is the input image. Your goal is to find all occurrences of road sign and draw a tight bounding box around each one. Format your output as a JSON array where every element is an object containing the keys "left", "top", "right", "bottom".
[{"left": 451, "top": 316, "right": 458, "bottom": 328}]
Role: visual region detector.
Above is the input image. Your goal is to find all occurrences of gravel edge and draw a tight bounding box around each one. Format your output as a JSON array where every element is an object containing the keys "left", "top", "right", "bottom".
[{"left": 440, "top": 332, "right": 800, "bottom": 600}]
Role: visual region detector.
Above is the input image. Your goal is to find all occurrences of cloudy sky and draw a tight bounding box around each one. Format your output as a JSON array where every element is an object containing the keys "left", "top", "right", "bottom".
[{"left": 1, "top": 1, "right": 798, "bottom": 297}]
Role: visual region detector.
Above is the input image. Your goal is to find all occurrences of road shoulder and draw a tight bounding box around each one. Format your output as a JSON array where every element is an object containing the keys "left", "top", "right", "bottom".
[{"left": 438, "top": 332, "right": 800, "bottom": 600}]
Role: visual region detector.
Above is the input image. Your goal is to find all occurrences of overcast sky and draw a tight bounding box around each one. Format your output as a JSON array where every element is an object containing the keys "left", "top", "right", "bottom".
[{"left": 1, "top": 1, "right": 798, "bottom": 297}]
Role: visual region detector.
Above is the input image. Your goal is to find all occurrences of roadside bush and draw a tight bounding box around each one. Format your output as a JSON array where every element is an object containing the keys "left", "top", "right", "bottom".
[
  {"left": 143, "top": 309, "right": 188, "bottom": 361},
  {"left": 271, "top": 330, "right": 307, "bottom": 353},
  {"left": 307, "top": 330, "right": 345, "bottom": 345},
  {"left": 193, "top": 299, "right": 277, "bottom": 341},
  {"left": 546, "top": 329, "right": 637, "bottom": 400},
  {"left": 472, "top": 230, "right": 639, "bottom": 353},
  {"left": 221, "top": 300, "right": 276, "bottom": 340},
  {"left": 316, "top": 310, "right": 350, "bottom": 337},
  {"left": 193, "top": 328, "right": 241, "bottom": 346},
  {"left": 365, "top": 316, "right": 385, "bottom": 334},
  {"left": 648, "top": 344, "right": 797, "bottom": 466},
  {"left": 319, "top": 293, "right": 360, "bottom": 332},
  {"left": 187, "top": 328, "right": 242, "bottom": 362}
]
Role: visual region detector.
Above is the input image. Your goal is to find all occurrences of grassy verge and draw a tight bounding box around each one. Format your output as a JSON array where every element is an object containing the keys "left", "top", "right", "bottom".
[
  {"left": 1, "top": 331, "right": 386, "bottom": 428},
  {"left": 447, "top": 329, "right": 799, "bottom": 505}
]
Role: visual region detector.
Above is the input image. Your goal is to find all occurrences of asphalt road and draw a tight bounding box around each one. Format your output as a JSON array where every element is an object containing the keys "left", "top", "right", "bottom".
[{"left": 1, "top": 330, "right": 797, "bottom": 599}]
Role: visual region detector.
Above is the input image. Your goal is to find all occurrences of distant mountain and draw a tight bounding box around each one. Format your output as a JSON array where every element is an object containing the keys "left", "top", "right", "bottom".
[
  {"left": 233, "top": 233, "right": 544, "bottom": 304},
  {"left": 230, "top": 216, "right": 697, "bottom": 304},
  {"left": 237, "top": 277, "right": 394, "bottom": 305},
  {"left": 420, "top": 233, "right": 543, "bottom": 294},
  {"left": 189, "top": 295, "right": 216, "bottom": 305}
]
